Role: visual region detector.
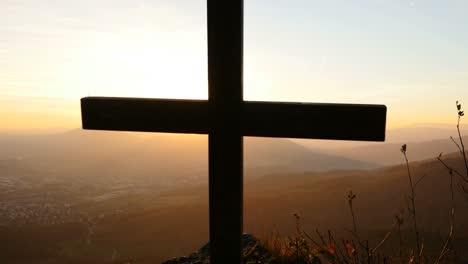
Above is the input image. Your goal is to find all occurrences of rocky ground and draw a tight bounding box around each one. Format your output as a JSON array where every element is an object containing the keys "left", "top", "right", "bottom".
[{"left": 162, "top": 234, "right": 273, "bottom": 264}]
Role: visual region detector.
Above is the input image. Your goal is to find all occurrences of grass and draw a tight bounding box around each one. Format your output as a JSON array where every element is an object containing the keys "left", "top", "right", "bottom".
[{"left": 257, "top": 101, "right": 468, "bottom": 264}]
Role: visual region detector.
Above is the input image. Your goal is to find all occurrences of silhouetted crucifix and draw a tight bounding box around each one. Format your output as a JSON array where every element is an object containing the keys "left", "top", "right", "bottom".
[{"left": 81, "top": 1, "right": 386, "bottom": 263}]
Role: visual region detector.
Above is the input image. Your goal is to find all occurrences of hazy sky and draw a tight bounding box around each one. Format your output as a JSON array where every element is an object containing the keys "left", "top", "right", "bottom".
[{"left": 1, "top": 0, "right": 468, "bottom": 130}]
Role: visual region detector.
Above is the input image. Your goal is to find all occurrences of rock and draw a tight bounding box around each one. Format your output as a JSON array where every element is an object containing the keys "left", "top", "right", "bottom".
[{"left": 162, "top": 233, "right": 273, "bottom": 264}]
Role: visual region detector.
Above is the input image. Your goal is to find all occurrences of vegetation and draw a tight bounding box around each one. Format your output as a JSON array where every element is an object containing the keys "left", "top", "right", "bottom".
[
  {"left": 255, "top": 101, "right": 467, "bottom": 264},
  {"left": 2, "top": 104, "right": 468, "bottom": 263}
]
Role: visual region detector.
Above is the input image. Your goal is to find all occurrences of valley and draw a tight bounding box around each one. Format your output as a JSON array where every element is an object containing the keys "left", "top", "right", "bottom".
[{"left": 0, "top": 128, "right": 467, "bottom": 263}]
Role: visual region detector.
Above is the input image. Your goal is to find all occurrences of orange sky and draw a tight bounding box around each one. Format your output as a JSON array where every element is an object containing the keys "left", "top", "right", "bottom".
[
  {"left": 0, "top": 95, "right": 79, "bottom": 131},
  {"left": 2, "top": 1, "right": 468, "bottom": 131},
  {"left": 1, "top": 94, "right": 464, "bottom": 133}
]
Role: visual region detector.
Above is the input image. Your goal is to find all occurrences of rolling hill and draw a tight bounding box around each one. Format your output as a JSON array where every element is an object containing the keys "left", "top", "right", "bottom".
[
  {"left": 1, "top": 149, "right": 467, "bottom": 263},
  {"left": 0, "top": 129, "right": 377, "bottom": 185},
  {"left": 328, "top": 135, "right": 468, "bottom": 166}
]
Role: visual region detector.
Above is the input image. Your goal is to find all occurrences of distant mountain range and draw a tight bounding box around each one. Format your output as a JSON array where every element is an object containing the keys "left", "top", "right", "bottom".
[
  {"left": 0, "top": 129, "right": 376, "bottom": 183},
  {"left": 327, "top": 135, "right": 467, "bottom": 166},
  {"left": 293, "top": 124, "right": 468, "bottom": 150},
  {"left": 3, "top": 124, "right": 468, "bottom": 186},
  {"left": 3, "top": 125, "right": 468, "bottom": 185}
]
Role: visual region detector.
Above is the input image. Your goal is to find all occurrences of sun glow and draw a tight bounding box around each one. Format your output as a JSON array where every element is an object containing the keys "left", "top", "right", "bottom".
[
  {"left": 58, "top": 34, "right": 208, "bottom": 100},
  {"left": 2, "top": 1, "right": 468, "bottom": 131}
]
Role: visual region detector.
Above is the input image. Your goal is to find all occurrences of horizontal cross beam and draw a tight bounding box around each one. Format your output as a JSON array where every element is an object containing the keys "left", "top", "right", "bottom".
[
  {"left": 81, "top": 97, "right": 386, "bottom": 141},
  {"left": 81, "top": 97, "right": 211, "bottom": 134}
]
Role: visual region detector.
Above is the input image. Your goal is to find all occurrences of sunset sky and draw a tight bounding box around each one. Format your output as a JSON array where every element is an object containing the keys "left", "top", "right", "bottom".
[{"left": 1, "top": 0, "right": 468, "bottom": 131}]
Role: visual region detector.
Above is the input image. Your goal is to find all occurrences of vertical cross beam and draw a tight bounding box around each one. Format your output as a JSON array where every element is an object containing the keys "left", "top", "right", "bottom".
[{"left": 207, "top": 0, "right": 243, "bottom": 262}]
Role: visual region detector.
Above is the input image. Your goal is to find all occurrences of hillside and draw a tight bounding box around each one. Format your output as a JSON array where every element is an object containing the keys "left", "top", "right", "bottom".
[
  {"left": 294, "top": 125, "right": 468, "bottom": 151},
  {"left": 329, "top": 136, "right": 468, "bottom": 166},
  {"left": 1, "top": 152, "right": 467, "bottom": 263},
  {"left": 0, "top": 129, "right": 376, "bottom": 184}
]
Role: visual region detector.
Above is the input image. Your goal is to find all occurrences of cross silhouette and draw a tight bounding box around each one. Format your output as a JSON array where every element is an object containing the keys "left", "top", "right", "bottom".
[{"left": 80, "top": 1, "right": 386, "bottom": 263}]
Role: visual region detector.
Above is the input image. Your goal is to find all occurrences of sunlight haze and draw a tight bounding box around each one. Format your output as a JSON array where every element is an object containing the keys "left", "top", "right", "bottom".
[
  {"left": 2, "top": 0, "right": 468, "bottom": 130},
  {"left": 3, "top": 2, "right": 468, "bottom": 262}
]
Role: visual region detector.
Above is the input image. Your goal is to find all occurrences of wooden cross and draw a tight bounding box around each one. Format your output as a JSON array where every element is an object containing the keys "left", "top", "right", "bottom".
[{"left": 80, "top": 1, "right": 386, "bottom": 263}]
